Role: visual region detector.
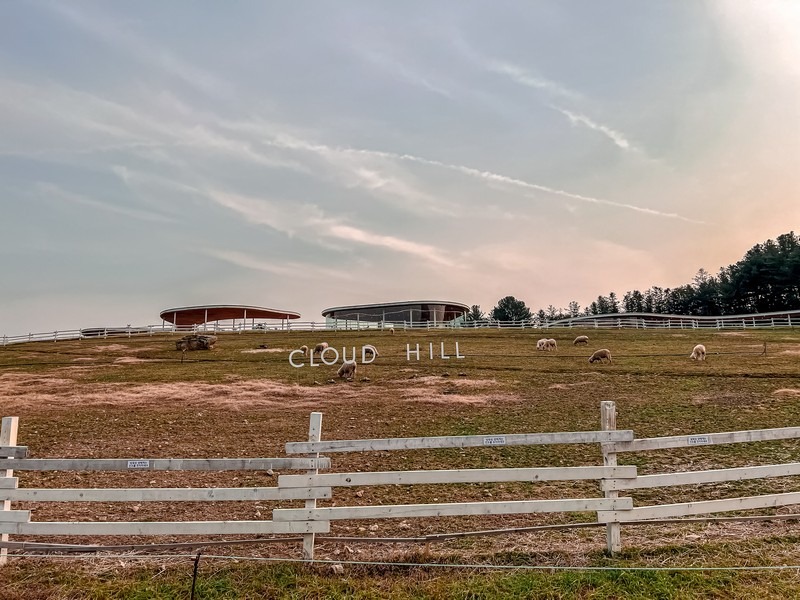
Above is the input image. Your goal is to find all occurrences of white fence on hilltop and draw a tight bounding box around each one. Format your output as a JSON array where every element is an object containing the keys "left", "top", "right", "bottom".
[
  {"left": 2, "top": 309, "right": 799, "bottom": 345},
  {"left": 4, "top": 402, "right": 800, "bottom": 562}
]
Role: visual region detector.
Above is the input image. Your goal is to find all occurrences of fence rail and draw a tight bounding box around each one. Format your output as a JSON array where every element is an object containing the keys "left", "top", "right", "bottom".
[
  {"left": 4, "top": 404, "right": 800, "bottom": 562},
  {"left": 3, "top": 309, "right": 799, "bottom": 345}
]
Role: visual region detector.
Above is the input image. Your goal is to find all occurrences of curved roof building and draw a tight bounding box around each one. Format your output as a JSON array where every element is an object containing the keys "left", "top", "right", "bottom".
[
  {"left": 322, "top": 300, "right": 469, "bottom": 324},
  {"left": 160, "top": 304, "right": 300, "bottom": 326}
]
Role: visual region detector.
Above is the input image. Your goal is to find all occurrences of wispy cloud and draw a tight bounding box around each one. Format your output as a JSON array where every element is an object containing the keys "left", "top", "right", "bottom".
[
  {"left": 551, "top": 106, "right": 633, "bottom": 150},
  {"left": 35, "top": 183, "right": 174, "bottom": 223},
  {"left": 358, "top": 49, "right": 453, "bottom": 98},
  {"left": 202, "top": 187, "right": 456, "bottom": 265},
  {"left": 48, "top": 3, "right": 229, "bottom": 98},
  {"left": 204, "top": 189, "right": 328, "bottom": 237},
  {"left": 486, "top": 60, "right": 581, "bottom": 101},
  {"left": 202, "top": 249, "right": 354, "bottom": 280},
  {"left": 267, "top": 135, "right": 701, "bottom": 223},
  {"left": 328, "top": 224, "right": 454, "bottom": 266}
]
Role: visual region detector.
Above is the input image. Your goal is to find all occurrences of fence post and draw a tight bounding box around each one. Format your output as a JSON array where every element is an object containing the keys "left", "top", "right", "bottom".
[
  {"left": 302, "top": 412, "right": 323, "bottom": 560},
  {"left": 600, "top": 401, "right": 621, "bottom": 554},
  {"left": 1, "top": 416, "right": 19, "bottom": 566}
]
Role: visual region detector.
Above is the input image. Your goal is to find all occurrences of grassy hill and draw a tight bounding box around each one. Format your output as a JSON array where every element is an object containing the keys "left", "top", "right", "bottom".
[{"left": 2, "top": 327, "right": 800, "bottom": 598}]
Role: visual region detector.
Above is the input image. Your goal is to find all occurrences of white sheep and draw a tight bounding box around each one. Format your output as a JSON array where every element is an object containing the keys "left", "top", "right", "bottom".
[
  {"left": 299, "top": 344, "right": 309, "bottom": 356},
  {"left": 573, "top": 335, "right": 589, "bottom": 346},
  {"left": 588, "top": 349, "right": 613, "bottom": 364},
  {"left": 690, "top": 344, "right": 707, "bottom": 361},
  {"left": 337, "top": 360, "right": 357, "bottom": 379},
  {"left": 546, "top": 338, "right": 558, "bottom": 351},
  {"left": 313, "top": 342, "right": 329, "bottom": 356},
  {"left": 385, "top": 324, "right": 395, "bottom": 335},
  {"left": 536, "top": 338, "right": 549, "bottom": 351}
]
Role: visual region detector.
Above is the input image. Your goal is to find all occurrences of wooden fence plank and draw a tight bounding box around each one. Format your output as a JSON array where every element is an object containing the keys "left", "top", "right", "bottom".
[
  {"left": 0, "top": 510, "right": 30, "bottom": 523},
  {"left": 286, "top": 431, "right": 635, "bottom": 454},
  {"left": 0, "top": 520, "right": 329, "bottom": 536},
  {"left": 274, "top": 498, "right": 633, "bottom": 521},
  {"left": 0, "top": 458, "right": 329, "bottom": 471},
  {"left": 1, "top": 417, "right": 18, "bottom": 566},
  {"left": 279, "top": 466, "right": 637, "bottom": 488},
  {"left": 0, "top": 487, "right": 331, "bottom": 502},
  {"left": 302, "top": 412, "right": 323, "bottom": 561},
  {"left": 0, "top": 447, "right": 27, "bottom": 459},
  {"left": 613, "top": 427, "right": 800, "bottom": 453},
  {"left": 602, "top": 462, "right": 800, "bottom": 491},
  {"left": 600, "top": 400, "right": 621, "bottom": 554},
  {"left": 597, "top": 492, "right": 800, "bottom": 522}
]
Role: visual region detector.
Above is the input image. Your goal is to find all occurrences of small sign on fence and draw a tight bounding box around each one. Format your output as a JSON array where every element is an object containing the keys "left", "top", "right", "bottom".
[
  {"left": 687, "top": 435, "right": 712, "bottom": 446},
  {"left": 126, "top": 460, "right": 150, "bottom": 469}
]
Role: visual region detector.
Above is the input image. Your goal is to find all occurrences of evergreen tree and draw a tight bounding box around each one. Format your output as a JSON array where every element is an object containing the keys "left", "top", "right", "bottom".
[{"left": 490, "top": 296, "right": 533, "bottom": 323}]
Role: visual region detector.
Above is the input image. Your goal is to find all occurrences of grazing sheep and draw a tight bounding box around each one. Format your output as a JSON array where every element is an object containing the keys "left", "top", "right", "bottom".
[
  {"left": 299, "top": 344, "right": 309, "bottom": 356},
  {"left": 363, "top": 344, "right": 379, "bottom": 359},
  {"left": 313, "top": 342, "right": 329, "bottom": 356},
  {"left": 337, "top": 360, "right": 357, "bottom": 379},
  {"left": 573, "top": 335, "right": 589, "bottom": 346},
  {"left": 546, "top": 338, "right": 558, "bottom": 351},
  {"left": 536, "top": 338, "right": 549, "bottom": 351},
  {"left": 588, "top": 349, "right": 613, "bottom": 364},
  {"left": 386, "top": 324, "right": 395, "bottom": 335},
  {"left": 690, "top": 344, "right": 707, "bottom": 361}
]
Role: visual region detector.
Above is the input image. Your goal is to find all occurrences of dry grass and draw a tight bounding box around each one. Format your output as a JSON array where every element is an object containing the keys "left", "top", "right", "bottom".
[{"left": 2, "top": 327, "right": 800, "bottom": 597}]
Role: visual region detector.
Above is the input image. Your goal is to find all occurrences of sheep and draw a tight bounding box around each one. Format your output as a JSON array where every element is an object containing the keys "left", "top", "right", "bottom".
[
  {"left": 363, "top": 344, "right": 379, "bottom": 359},
  {"left": 536, "top": 338, "right": 549, "bottom": 351},
  {"left": 337, "top": 360, "right": 357, "bottom": 379},
  {"left": 546, "top": 338, "right": 558, "bottom": 351},
  {"left": 385, "top": 324, "right": 395, "bottom": 335},
  {"left": 573, "top": 335, "right": 589, "bottom": 346},
  {"left": 312, "top": 342, "right": 329, "bottom": 356},
  {"left": 299, "top": 344, "right": 309, "bottom": 357},
  {"left": 588, "top": 349, "right": 613, "bottom": 364},
  {"left": 690, "top": 344, "right": 707, "bottom": 361}
]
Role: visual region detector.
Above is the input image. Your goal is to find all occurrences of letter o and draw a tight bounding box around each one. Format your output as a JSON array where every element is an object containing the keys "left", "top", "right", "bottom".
[{"left": 320, "top": 346, "right": 339, "bottom": 366}]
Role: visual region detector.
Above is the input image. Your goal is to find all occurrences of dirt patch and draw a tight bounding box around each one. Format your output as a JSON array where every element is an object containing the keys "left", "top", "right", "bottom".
[
  {"left": 717, "top": 332, "right": 752, "bottom": 337},
  {"left": 113, "top": 357, "right": 156, "bottom": 364},
  {"left": 411, "top": 376, "right": 497, "bottom": 388},
  {"left": 71, "top": 357, "right": 97, "bottom": 362},
  {"left": 549, "top": 381, "right": 595, "bottom": 389},
  {"left": 780, "top": 350, "right": 800, "bottom": 355},
  {"left": 774, "top": 388, "right": 800, "bottom": 396},
  {"left": 89, "top": 344, "right": 159, "bottom": 353},
  {"left": 241, "top": 348, "right": 290, "bottom": 354},
  {"left": 90, "top": 344, "right": 131, "bottom": 352},
  {"left": 397, "top": 388, "right": 492, "bottom": 405},
  {"left": 1, "top": 378, "right": 491, "bottom": 411}
]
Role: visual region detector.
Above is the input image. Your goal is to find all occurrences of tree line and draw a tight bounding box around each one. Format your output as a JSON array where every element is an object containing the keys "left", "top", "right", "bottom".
[{"left": 469, "top": 231, "right": 800, "bottom": 323}]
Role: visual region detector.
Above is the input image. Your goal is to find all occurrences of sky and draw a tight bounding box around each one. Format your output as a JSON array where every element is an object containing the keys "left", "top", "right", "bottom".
[{"left": 1, "top": 1, "right": 799, "bottom": 336}]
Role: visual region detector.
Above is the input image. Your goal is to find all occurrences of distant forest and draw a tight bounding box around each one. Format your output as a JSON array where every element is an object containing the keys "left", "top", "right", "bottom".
[{"left": 477, "top": 232, "right": 800, "bottom": 323}]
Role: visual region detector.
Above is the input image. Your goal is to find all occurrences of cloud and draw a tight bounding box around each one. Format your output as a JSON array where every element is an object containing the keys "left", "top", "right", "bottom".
[
  {"left": 266, "top": 134, "right": 699, "bottom": 222},
  {"left": 486, "top": 60, "right": 582, "bottom": 101},
  {"left": 357, "top": 48, "right": 453, "bottom": 98},
  {"left": 48, "top": 3, "right": 230, "bottom": 98},
  {"left": 202, "top": 249, "right": 354, "bottom": 281},
  {"left": 327, "top": 224, "right": 455, "bottom": 266},
  {"left": 551, "top": 106, "right": 633, "bottom": 150},
  {"left": 202, "top": 188, "right": 456, "bottom": 266},
  {"left": 35, "top": 183, "right": 174, "bottom": 223}
]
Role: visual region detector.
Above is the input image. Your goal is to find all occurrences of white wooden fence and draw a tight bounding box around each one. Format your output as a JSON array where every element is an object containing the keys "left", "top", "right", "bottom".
[
  {"left": 3, "top": 309, "right": 799, "bottom": 345},
  {"left": 3, "top": 404, "right": 800, "bottom": 562}
]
